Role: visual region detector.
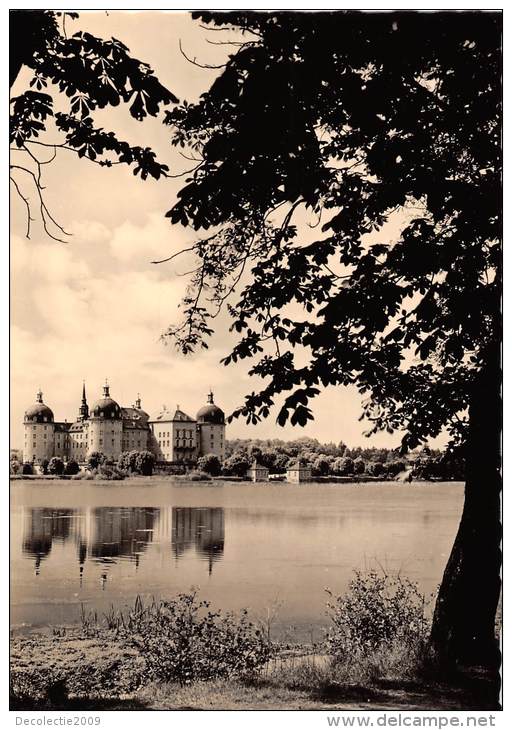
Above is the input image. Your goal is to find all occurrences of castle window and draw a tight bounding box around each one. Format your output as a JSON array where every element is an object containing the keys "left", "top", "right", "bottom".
[{"left": 99, "top": 439, "right": 103, "bottom": 446}]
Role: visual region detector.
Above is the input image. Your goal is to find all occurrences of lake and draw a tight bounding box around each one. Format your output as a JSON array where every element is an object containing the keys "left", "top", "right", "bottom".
[{"left": 10, "top": 479, "right": 464, "bottom": 642}]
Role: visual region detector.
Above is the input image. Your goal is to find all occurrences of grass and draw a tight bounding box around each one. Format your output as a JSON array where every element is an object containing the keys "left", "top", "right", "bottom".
[{"left": 10, "top": 634, "right": 500, "bottom": 711}]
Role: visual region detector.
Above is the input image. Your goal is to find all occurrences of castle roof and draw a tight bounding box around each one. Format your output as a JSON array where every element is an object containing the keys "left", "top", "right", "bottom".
[
  {"left": 24, "top": 390, "right": 54, "bottom": 423},
  {"left": 196, "top": 391, "right": 225, "bottom": 425},
  {"left": 68, "top": 421, "right": 84, "bottom": 432},
  {"left": 90, "top": 396, "right": 121, "bottom": 420},
  {"left": 152, "top": 406, "right": 195, "bottom": 423},
  {"left": 54, "top": 422, "right": 71, "bottom": 433},
  {"left": 90, "top": 382, "right": 121, "bottom": 420},
  {"left": 287, "top": 462, "right": 310, "bottom": 471},
  {"left": 121, "top": 407, "right": 150, "bottom": 430},
  {"left": 172, "top": 408, "right": 196, "bottom": 422}
]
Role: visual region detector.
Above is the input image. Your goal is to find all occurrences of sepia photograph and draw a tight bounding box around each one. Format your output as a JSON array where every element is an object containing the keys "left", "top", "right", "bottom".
[{"left": 9, "top": 6, "right": 502, "bottom": 716}]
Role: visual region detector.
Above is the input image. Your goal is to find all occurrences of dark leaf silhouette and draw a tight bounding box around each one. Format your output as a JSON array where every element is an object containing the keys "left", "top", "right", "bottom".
[{"left": 160, "top": 11, "right": 502, "bottom": 668}]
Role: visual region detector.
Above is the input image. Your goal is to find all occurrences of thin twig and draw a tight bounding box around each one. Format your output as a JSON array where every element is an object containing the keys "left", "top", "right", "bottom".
[
  {"left": 10, "top": 164, "right": 71, "bottom": 242},
  {"left": 151, "top": 245, "right": 197, "bottom": 265},
  {"left": 10, "top": 176, "right": 34, "bottom": 239},
  {"left": 179, "top": 39, "right": 228, "bottom": 70}
]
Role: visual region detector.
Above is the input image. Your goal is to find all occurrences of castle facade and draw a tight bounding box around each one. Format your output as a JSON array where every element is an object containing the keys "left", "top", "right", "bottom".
[{"left": 23, "top": 383, "right": 226, "bottom": 465}]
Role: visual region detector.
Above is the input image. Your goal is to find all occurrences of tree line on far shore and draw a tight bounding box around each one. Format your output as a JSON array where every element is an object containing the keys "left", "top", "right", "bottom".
[
  {"left": 221, "top": 438, "right": 465, "bottom": 480},
  {"left": 10, "top": 437, "right": 465, "bottom": 481}
]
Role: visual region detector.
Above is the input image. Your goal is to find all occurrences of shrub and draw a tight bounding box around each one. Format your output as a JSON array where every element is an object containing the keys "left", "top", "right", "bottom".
[
  {"left": 353, "top": 458, "right": 366, "bottom": 474},
  {"left": 272, "top": 452, "right": 290, "bottom": 473},
  {"left": 48, "top": 457, "right": 64, "bottom": 475},
  {"left": 313, "top": 456, "right": 331, "bottom": 476},
  {"left": 223, "top": 452, "right": 251, "bottom": 477},
  {"left": 118, "top": 450, "right": 137, "bottom": 472},
  {"left": 22, "top": 462, "right": 34, "bottom": 475},
  {"left": 88, "top": 451, "right": 106, "bottom": 470},
  {"left": 95, "top": 464, "right": 126, "bottom": 481},
  {"left": 326, "top": 571, "right": 430, "bottom": 661},
  {"left": 41, "top": 459, "right": 49, "bottom": 475},
  {"left": 197, "top": 453, "right": 222, "bottom": 476},
  {"left": 80, "top": 592, "right": 272, "bottom": 686},
  {"left": 333, "top": 456, "right": 354, "bottom": 475},
  {"left": 185, "top": 470, "right": 212, "bottom": 482},
  {"left": 367, "top": 461, "right": 385, "bottom": 477},
  {"left": 64, "top": 459, "right": 80, "bottom": 475},
  {"left": 135, "top": 450, "right": 155, "bottom": 476},
  {"left": 10, "top": 459, "right": 20, "bottom": 475},
  {"left": 118, "top": 450, "right": 155, "bottom": 476},
  {"left": 386, "top": 460, "right": 407, "bottom": 477}
]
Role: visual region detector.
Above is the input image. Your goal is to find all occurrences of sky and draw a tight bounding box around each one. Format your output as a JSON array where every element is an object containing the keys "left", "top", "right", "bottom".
[{"left": 10, "top": 10, "right": 448, "bottom": 452}]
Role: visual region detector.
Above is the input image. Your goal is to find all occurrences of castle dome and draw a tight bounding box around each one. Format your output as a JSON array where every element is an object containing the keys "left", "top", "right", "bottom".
[
  {"left": 24, "top": 390, "right": 54, "bottom": 423},
  {"left": 90, "top": 382, "right": 121, "bottom": 420},
  {"left": 196, "top": 391, "right": 225, "bottom": 425}
]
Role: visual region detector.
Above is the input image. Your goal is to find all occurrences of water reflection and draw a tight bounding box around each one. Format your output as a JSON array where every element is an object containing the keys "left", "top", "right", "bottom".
[
  {"left": 22, "top": 509, "right": 78, "bottom": 575},
  {"left": 21, "top": 506, "right": 225, "bottom": 579},
  {"left": 172, "top": 507, "right": 225, "bottom": 575},
  {"left": 88, "top": 507, "right": 159, "bottom": 563}
]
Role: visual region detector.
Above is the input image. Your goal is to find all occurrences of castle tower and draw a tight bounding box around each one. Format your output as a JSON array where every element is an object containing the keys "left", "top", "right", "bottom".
[
  {"left": 87, "top": 380, "right": 123, "bottom": 460},
  {"left": 78, "top": 381, "right": 89, "bottom": 421},
  {"left": 23, "top": 389, "right": 55, "bottom": 464},
  {"left": 196, "top": 391, "right": 226, "bottom": 460}
]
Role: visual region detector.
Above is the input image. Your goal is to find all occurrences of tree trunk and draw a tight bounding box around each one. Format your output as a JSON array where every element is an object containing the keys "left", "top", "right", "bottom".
[{"left": 430, "top": 349, "right": 501, "bottom": 668}]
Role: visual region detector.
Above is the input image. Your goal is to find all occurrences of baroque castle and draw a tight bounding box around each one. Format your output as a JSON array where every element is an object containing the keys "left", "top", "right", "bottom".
[{"left": 23, "top": 383, "right": 226, "bottom": 465}]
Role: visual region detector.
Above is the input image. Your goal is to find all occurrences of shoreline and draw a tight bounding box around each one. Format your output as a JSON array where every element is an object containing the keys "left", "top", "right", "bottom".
[{"left": 10, "top": 473, "right": 453, "bottom": 484}]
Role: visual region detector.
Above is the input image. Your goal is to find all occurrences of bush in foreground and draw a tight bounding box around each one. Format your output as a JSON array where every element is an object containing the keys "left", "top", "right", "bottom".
[
  {"left": 326, "top": 570, "right": 430, "bottom": 664},
  {"left": 81, "top": 592, "right": 272, "bottom": 686}
]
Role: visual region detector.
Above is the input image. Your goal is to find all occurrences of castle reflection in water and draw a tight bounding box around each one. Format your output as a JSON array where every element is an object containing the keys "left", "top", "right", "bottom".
[{"left": 21, "top": 506, "right": 225, "bottom": 580}]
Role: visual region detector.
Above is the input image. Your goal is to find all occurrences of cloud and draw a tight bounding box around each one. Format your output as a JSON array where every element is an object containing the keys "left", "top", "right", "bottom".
[{"left": 70, "top": 220, "right": 111, "bottom": 244}]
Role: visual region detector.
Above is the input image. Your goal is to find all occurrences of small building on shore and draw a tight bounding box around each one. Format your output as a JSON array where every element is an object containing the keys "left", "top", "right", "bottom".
[
  {"left": 286, "top": 462, "right": 312, "bottom": 483},
  {"left": 247, "top": 460, "right": 269, "bottom": 482}
]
